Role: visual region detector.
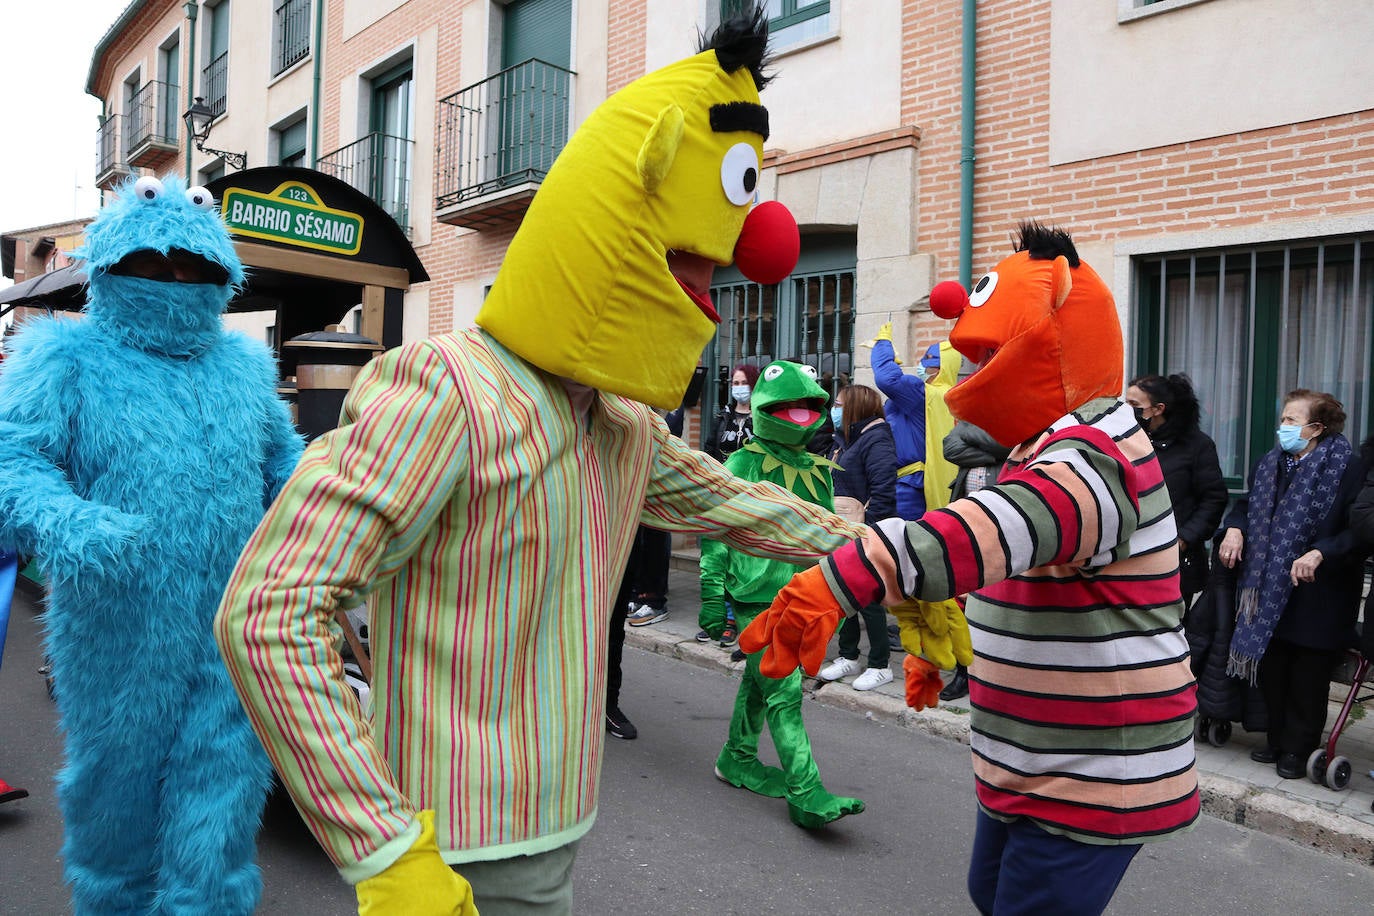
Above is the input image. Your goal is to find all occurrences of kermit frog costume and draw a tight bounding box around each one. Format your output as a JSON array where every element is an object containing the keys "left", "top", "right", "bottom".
[
  {"left": 701, "top": 360, "right": 864, "bottom": 829},
  {"left": 742, "top": 223, "right": 1198, "bottom": 915},
  {"left": 214, "top": 6, "right": 862, "bottom": 914}
]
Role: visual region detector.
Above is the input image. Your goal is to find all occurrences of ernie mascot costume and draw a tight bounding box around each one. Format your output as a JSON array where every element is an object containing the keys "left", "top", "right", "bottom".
[
  {"left": 743, "top": 223, "right": 1200, "bottom": 915},
  {"left": 213, "top": 6, "right": 864, "bottom": 913},
  {"left": 0, "top": 176, "right": 304, "bottom": 913},
  {"left": 701, "top": 359, "right": 863, "bottom": 828}
]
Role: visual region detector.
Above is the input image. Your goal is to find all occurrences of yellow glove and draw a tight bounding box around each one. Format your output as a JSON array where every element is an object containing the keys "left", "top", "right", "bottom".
[
  {"left": 890, "top": 599, "right": 926, "bottom": 659},
  {"left": 357, "top": 810, "right": 479, "bottom": 916},
  {"left": 859, "top": 322, "right": 902, "bottom": 363},
  {"left": 891, "top": 599, "right": 973, "bottom": 671}
]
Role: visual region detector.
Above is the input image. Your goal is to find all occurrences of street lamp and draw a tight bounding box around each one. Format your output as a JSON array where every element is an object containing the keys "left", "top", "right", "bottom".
[{"left": 182, "top": 96, "right": 247, "bottom": 171}]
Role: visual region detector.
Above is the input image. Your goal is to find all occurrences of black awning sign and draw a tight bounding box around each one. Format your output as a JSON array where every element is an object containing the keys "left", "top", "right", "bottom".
[{"left": 221, "top": 181, "right": 364, "bottom": 256}]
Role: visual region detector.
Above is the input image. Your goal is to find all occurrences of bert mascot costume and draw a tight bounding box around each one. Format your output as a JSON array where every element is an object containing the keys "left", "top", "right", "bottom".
[
  {"left": 743, "top": 222, "right": 1200, "bottom": 915},
  {"left": 214, "top": 7, "right": 863, "bottom": 913}
]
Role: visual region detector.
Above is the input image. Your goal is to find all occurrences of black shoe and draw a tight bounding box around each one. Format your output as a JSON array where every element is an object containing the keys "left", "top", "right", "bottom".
[
  {"left": 1276, "top": 752, "right": 1304, "bottom": 779},
  {"left": 694, "top": 629, "right": 713, "bottom": 643},
  {"left": 730, "top": 648, "right": 747, "bottom": 663},
  {"left": 606, "top": 706, "right": 638, "bottom": 740},
  {"left": 1249, "top": 746, "right": 1279, "bottom": 764},
  {"left": 939, "top": 666, "right": 969, "bottom": 701},
  {"left": 719, "top": 623, "right": 738, "bottom": 648}
]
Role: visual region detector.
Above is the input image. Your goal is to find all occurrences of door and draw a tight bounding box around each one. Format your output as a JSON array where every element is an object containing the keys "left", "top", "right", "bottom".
[{"left": 496, "top": 0, "right": 572, "bottom": 181}]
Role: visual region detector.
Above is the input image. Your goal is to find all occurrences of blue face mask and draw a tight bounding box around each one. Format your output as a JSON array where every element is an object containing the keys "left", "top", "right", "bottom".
[
  {"left": 730, "top": 385, "right": 751, "bottom": 404},
  {"left": 1276, "top": 424, "right": 1308, "bottom": 454},
  {"left": 830, "top": 406, "right": 844, "bottom": 427}
]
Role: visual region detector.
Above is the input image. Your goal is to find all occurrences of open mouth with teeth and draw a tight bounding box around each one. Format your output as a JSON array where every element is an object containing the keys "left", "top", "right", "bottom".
[
  {"left": 107, "top": 248, "right": 231, "bottom": 286},
  {"left": 764, "top": 397, "right": 825, "bottom": 428},
  {"left": 667, "top": 249, "right": 721, "bottom": 324}
]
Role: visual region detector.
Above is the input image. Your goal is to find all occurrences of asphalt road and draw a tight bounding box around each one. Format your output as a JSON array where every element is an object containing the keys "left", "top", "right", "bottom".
[{"left": 6, "top": 585, "right": 1374, "bottom": 914}]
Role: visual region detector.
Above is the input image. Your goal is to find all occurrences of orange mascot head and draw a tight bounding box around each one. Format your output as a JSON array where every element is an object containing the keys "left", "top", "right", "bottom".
[{"left": 928, "top": 222, "right": 1123, "bottom": 448}]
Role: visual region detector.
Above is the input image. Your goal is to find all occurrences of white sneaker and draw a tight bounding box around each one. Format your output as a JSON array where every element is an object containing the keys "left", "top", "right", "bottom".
[
  {"left": 818, "top": 657, "right": 863, "bottom": 682},
  {"left": 853, "top": 667, "right": 894, "bottom": 691},
  {"left": 626, "top": 604, "right": 668, "bottom": 627}
]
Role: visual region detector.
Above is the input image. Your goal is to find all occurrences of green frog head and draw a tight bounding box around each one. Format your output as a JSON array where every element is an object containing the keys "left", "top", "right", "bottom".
[{"left": 750, "top": 360, "right": 828, "bottom": 448}]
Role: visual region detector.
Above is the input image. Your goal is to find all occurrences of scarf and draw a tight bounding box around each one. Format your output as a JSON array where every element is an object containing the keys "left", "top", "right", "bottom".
[{"left": 1227, "top": 435, "right": 1351, "bottom": 683}]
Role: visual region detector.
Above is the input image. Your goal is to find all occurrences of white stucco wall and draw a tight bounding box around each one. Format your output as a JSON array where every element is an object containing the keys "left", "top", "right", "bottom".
[{"left": 1051, "top": 0, "right": 1374, "bottom": 164}]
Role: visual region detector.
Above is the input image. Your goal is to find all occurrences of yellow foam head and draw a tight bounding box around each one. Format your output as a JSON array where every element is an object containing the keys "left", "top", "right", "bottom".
[{"left": 477, "top": 8, "right": 797, "bottom": 409}]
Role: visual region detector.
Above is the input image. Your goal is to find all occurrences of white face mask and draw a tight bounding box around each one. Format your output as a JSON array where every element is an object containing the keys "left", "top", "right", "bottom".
[{"left": 730, "top": 384, "right": 751, "bottom": 403}]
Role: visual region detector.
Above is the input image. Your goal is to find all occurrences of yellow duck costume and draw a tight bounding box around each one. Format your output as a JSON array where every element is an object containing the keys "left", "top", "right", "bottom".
[{"left": 214, "top": 6, "right": 862, "bottom": 914}]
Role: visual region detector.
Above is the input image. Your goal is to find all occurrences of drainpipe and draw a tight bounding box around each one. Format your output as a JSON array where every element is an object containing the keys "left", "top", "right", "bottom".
[
  {"left": 957, "top": 0, "right": 977, "bottom": 290},
  {"left": 184, "top": 1, "right": 199, "bottom": 182},
  {"left": 310, "top": 0, "right": 325, "bottom": 165}
]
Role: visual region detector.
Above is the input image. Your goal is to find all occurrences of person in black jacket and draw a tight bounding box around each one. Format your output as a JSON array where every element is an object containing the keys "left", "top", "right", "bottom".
[
  {"left": 1216, "top": 389, "right": 1369, "bottom": 779},
  {"left": 1125, "top": 374, "right": 1229, "bottom": 605},
  {"left": 817, "top": 385, "right": 899, "bottom": 691},
  {"left": 705, "top": 363, "right": 760, "bottom": 462}
]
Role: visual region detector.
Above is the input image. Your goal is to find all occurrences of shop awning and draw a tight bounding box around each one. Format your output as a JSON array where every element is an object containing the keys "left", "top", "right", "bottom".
[{"left": 0, "top": 264, "right": 88, "bottom": 318}]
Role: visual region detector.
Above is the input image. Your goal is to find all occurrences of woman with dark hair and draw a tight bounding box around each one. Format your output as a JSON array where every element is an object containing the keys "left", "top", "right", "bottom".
[
  {"left": 817, "top": 385, "right": 899, "bottom": 691},
  {"left": 1124, "top": 374, "right": 1228, "bottom": 605},
  {"left": 1217, "top": 389, "right": 1369, "bottom": 779},
  {"left": 706, "top": 363, "right": 761, "bottom": 462}
]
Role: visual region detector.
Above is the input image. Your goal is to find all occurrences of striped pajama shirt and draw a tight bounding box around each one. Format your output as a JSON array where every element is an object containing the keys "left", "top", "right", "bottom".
[
  {"left": 214, "top": 327, "right": 861, "bottom": 879},
  {"left": 826, "top": 398, "right": 1199, "bottom": 845}
]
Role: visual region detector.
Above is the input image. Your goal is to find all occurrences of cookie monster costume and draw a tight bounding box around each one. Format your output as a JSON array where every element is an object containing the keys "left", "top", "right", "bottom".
[
  {"left": 742, "top": 223, "right": 1199, "bottom": 914},
  {"left": 702, "top": 360, "right": 864, "bottom": 829},
  {"left": 0, "top": 175, "right": 304, "bottom": 914},
  {"left": 213, "top": 7, "right": 863, "bottom": 912}
]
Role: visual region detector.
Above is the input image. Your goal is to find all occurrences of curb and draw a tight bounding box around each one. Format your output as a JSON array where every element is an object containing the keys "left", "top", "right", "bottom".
[{"left": 625, "top": 625, "right": 1374, "bottom": 869}]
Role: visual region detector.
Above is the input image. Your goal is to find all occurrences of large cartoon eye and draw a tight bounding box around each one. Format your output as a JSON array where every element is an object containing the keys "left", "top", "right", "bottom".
[
  {"left": 763, "top": 364, "right": 784, "bottom": 381},
  {"left": 133, "top": 176, "right": 165, "bottom": 202},
  {"left": 720, "top": 142, "right": 760, "bottom": 207},
  {"left": 968, "top": 271, "right": 999, "bottom": 308},
  {"left": 801, "top": 365, "right": 818, "bottom": 379},
  {"left": 185, "top": 186, "right": 215, "bottom": 210}
]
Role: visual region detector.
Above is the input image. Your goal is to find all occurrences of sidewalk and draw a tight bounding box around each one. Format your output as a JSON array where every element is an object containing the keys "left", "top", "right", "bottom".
[{"left": 623, "top": 556, "right": 1374, "bottom": 868}]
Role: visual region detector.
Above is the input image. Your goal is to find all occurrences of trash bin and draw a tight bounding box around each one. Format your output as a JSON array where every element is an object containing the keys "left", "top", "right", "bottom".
[{"left": 281, "top": 326, "right": 383, "bottom": 440}]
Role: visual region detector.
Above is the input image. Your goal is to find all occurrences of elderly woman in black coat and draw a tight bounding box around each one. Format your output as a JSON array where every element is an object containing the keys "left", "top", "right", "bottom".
[
  {"left": 1125, "top": 374, "right": 1229, "bottom": 605},
  {"left": 1217, "top": 389, "right": 1369, "bottom": 779}
]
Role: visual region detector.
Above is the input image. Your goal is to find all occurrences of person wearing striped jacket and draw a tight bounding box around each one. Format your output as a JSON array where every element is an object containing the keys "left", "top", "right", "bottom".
[
  {"left": 214, "top": 9, "right": 861, "bottom": 914},
  {"left": 742, "top": 223, "right": 1199, "bottom": 916}
]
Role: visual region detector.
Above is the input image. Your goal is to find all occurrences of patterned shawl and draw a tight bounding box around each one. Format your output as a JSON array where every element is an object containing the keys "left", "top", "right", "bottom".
[{"left": 1227, "top": 435, "right": 1351, "bottom": 683}]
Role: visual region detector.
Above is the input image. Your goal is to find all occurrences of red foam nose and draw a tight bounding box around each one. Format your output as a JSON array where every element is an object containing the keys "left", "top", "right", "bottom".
[
  {"left": 733, "top": 200, "right": 800, "bottom": 286},
  {"left": 930, "top": 280, "right": 969, "bottom": 320}
]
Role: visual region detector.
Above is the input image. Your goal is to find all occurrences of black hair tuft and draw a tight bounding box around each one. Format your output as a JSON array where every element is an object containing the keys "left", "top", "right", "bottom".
[
  {"left": 1013, "top": 220, "right": 1080, "bottom": 268},
  {"left": 700, "top": 3, "right": 773, "bottom": 91}
]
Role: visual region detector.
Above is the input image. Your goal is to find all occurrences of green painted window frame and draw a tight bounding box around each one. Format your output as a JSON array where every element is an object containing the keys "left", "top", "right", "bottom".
[
  {"left": 1133, "top": 236, "right": 1374, "bottom": 491},
  {"left": 722, "top": 1, "right": 830, "bottom": 31}
]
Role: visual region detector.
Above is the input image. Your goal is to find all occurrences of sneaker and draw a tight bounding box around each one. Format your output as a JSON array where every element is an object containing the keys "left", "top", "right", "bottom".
[
  {"left": 817, "top": 657, "right": 863, "bottom": 682},
  {"left": 695, "top": 629, "right": 713, "bottom": 643},
  {"left": 627, "top": 604, "right": 668, "bottom": 627},
  {"left": 606, "top": 706, "right": 638, "bottom": 740},
  {"left": 853, "top": 667, "right": 894, "bottom": 691},
  {"left": 0, "top": 778, "right": 28, "bottom": 805},
  {"left": 719, "top": 623, "right": 738, "bottom": 647},
  {"left": 730, "top": 648, "right": 747, "bottom": 663}
]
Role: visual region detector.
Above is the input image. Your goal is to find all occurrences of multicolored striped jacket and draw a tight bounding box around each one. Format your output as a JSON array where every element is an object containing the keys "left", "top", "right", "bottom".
[
  {"left": 827, "top": 398, "right": 1199, "bottom": 844},
  {"left": 214, "top": 328, "right": 861, "bottom": 879}
]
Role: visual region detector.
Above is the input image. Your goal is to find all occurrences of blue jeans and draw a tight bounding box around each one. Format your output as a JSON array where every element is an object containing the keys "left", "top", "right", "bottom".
[{"left": 968, "top": 809, "right": 1140, "bottom": 916}]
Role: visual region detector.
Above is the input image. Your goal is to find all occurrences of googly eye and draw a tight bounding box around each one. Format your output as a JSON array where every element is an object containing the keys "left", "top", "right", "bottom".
[
  {"left": 801, "top": 365, "right": 818, "bottom": 379},
  {"left": 720, "top": 142, "right": 760, "bottom": 207},
  {"left": 133, "top": 176, "right": 165, "bottom": 202},
  {"left": 185, "top": 186, "right": 215, "bottom": 210},
  {"left": 968, "top": 271, "right": 999, "bottom": 308},
  {"left": 763, "top": 364, "right": 784, "bottom": 381}
]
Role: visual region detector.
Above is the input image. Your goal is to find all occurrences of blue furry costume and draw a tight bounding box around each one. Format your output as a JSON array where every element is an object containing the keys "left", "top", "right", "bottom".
[{"left": 0, "top": 176, "right": 303, "bottom": 914}]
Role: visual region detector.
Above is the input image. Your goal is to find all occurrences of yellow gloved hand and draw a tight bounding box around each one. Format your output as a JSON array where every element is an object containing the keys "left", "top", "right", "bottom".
[
  {"left": 892, "top": 599, "right": 973, "bottom": 671},
  {"left": 859, "top": 322, "right": 901, "bottom": 362},
  {"left": 356, "top": 810, "right": 479, "bottom": 916},
  {"left": 890, "top": 599, "right": 926, "bottom": 659},
  {"left": 918, "top": 598, "right": 974, "bottom": 670}
]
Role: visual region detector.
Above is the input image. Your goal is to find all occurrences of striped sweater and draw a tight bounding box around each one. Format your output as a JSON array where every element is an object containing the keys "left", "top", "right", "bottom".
[
  {"left": 826, "top": 398, "right": 1199, "bottom": 844},
  {"left": 213, "top": 328, "right": 861, "bottom": 879}
]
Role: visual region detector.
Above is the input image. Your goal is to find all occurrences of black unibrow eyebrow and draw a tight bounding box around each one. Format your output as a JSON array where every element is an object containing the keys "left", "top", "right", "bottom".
[{"left": 710, "top": 101, "right": 769, "bottom": 141}]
